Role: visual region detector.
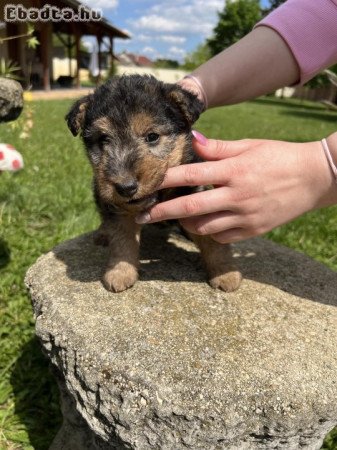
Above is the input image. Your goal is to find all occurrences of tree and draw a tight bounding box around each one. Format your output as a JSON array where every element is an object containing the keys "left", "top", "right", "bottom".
[
  {"left": 263, "top": 0, "right": 286, "bottom": 15},
  {"left": 154, "top": 59, "right": 179, "bottom": 69},
  {"left": 208, "top": 0, "right": 261, "bottom": 56},
  {"left": 268, "top": 0, "right": 287, "bottom": 10},
  {"left": 182, "top": 43, "right": 212, "bottom": 71}
]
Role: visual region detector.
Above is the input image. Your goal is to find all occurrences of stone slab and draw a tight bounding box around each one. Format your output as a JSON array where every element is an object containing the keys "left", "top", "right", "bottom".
[{"left": 25, "top": 226, "right": 337, "bottom": 449}]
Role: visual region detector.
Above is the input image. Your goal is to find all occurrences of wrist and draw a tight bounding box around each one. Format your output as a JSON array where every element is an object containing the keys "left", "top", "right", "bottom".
[
  {"left": 178, "top": 76, "right": 207, "bottom": 110},
  {"left": 309, "top": 133, "right": 337, "bottom": 209},
  {"left": 324, "top": 132, "right": 337, "bottom": 182}
]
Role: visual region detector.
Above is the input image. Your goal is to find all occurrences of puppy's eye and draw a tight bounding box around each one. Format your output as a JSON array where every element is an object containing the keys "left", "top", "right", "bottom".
[
  {"left": 98, "top": 134, "right": 110, "bottom": 146},
  {"left": 145, "top": 133, "right": 160, "bottom": 144}
]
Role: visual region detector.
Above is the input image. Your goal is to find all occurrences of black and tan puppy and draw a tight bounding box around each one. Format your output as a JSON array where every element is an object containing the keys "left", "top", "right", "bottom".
[{"left": 66, "top": 75, "right": 241, "bottom": 293}]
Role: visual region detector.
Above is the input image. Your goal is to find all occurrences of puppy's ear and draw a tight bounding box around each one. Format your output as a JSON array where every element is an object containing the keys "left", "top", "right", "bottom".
[
  {"left": 167, "top": 85, "right": 204, "bottom": 126},
  {"left": 65, "top": 95, "right": 92, "bottom": 136}
]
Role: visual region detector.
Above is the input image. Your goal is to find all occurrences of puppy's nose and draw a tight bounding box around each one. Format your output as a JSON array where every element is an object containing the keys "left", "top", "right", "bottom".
[{"left": 115, "top": 179, "right": 138, "bottom": 197}]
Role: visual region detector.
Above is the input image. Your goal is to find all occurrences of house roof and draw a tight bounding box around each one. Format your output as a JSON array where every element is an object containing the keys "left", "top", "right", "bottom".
[
  {"left": 137, "top": 55, "right": 153, "bottom": 66},
  {"left": 117, "top": 52, "right": 154, "bottom": 67}
]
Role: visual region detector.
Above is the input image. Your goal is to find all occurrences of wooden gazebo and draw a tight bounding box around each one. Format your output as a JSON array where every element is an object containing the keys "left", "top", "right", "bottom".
[{"left": 1, "top": 0, "right": 129, "bottom": 90}]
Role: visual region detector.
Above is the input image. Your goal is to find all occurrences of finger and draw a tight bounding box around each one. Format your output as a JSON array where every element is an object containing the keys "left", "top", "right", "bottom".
[
  {"left": 160, "top": 160, "right": 232, "bottom": 189},
  {"left": 179, "top": 210, "right": 240, "bottom": 236},
  {"left": 135, "top": 187, "right": 232, "bottom": 224},
  {"left": 210, "top": 228, "right": 253, "bottom": 244},
  {"left": 192, "top": 135, "right": 250, "bottom": 161}
]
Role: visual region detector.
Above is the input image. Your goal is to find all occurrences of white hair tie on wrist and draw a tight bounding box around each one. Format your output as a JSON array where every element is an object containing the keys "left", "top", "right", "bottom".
[
  {"left": 183, "top": 75, "right": 208, "bottom": 110},
  {"left": 321, "top": 138, "right": 337, "bottom": 183}
]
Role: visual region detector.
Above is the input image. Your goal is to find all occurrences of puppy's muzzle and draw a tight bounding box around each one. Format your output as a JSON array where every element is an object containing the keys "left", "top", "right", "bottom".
[{"left": 115, "top": 179, "right": 138, "bottom": 198}]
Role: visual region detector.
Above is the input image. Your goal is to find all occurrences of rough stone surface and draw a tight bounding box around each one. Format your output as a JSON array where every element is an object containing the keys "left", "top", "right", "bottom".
[
  {"left": 0, "top": 77, "right": 23, "bottom": 122},
  {"left": 25, "top": 225, "right": 337, "bottom": 449}
]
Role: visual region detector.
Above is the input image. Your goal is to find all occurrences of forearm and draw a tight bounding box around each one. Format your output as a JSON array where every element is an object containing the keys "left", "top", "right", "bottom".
[
  {"left": 181, "top": 0, "right": 337, "bottom": 108},
  {"left": 181, "top": 26, "right": 300, "bottom": 108}
]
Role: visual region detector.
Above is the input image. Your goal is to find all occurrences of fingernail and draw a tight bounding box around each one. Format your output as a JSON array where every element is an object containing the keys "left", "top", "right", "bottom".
[
  {"left": 192, "top": 130, "right": 208, "bottom": 146},
  {"left": 135, "top": 212, "right": 151, "bottom": 224}
]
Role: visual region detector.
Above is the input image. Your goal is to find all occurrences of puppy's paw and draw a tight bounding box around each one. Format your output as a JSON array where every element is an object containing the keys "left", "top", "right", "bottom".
[
  {"left": 93, "top": 231, "right": 110, "bottom": 247},
  {"left": 209, "top": 270, "right": 242, "bottom": 292},
  {"left": 103, "top": 262, "right": 138, "bottom": 293}
]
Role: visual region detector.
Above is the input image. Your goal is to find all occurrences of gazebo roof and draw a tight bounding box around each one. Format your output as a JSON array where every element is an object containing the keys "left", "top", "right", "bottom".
[
  {"left": 39, "top": 0, "right": 129, "bottom": 39},
  {"left": 1, "top": 0, "right": 130, "bottom": 90}
]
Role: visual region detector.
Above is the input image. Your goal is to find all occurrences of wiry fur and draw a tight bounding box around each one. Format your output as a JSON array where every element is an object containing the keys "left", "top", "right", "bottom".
[{"left": 66, "top": 75, "right": 241, "bottom": 293}]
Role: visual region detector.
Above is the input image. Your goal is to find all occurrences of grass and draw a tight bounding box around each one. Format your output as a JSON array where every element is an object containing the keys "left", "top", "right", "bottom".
[{"left": 0, "top": 95, "right": 336, "bottom": 449}]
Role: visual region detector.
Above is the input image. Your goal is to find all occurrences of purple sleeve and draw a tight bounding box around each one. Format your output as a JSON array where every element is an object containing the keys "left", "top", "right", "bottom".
[{"left": 255, "top": 0, "right": 337, "bottom": 84}]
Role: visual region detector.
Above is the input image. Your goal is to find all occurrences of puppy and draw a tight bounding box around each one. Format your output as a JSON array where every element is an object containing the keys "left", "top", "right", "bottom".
[{"left": 66, "top": 75, "right": 241, "bottom": 293}]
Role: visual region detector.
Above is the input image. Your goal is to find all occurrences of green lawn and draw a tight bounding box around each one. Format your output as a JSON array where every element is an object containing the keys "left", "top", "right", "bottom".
[{"left": 0, "top": 96, "right": 336, "bottom": 449}]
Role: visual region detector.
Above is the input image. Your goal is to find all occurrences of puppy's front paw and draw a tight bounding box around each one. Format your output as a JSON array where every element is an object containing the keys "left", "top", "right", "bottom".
[
  {"left": 103, "top": 262, "right": 138, "bottom": 293},
  {"left": 209, "top": 270, "right": 242, "bottom": 292}
]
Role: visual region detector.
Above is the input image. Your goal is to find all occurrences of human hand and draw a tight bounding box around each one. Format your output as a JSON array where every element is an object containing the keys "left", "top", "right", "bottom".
[{"left": 135, "top": 132, "right": 337, "bottom": 243}]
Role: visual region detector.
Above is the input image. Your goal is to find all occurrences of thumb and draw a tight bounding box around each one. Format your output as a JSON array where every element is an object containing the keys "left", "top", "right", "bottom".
[{"left": 192, "top": 130, "right": 247, "bottom": 161}]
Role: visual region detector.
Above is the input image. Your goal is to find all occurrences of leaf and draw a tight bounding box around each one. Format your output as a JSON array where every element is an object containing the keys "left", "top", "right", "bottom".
[
  {"left": 26, "top": 24, "right": 35, "bottom": 36},
  {"left": 0, "top": 58, "right": 22, "bottom": 80},
  {"left": 27, "top": 36, "right": 39, "bottom": 49}
]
